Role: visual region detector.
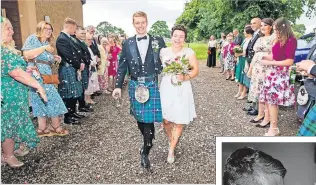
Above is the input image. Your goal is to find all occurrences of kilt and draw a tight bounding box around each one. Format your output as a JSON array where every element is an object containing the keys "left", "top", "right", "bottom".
[
  {"left": 297, "top": 104, "right": 316, "bottom": 136},
  {"left": 81, "top": 67, "right": 89, "bottom": 90},
  {"left": 128, "top": 80, "right": 162, "bottom": 123},
  {"left": 58, "top": 65, "right": 83, "bottom": 99}
]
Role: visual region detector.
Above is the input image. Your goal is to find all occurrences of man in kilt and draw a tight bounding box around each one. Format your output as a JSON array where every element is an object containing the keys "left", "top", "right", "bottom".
[
  {"left": 73, "top": 26, "right": 94, "bottom": 113},
  {"left": 56, "top": 18, "right": 83, "bottom": 125},
  {"left": 112, "top": 11, "right": 166, "bottom": 169},
  {"left": 296, "top": 45, "right": 316, "bottom": 136}
]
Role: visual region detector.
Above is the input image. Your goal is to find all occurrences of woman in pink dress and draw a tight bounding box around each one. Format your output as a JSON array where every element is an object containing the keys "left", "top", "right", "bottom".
[
  {"left": 259, "top": 17, "right": 297, "bottom": 136},
  {"left": 107, "top": 34, "right": 122, "bottom": 91}
]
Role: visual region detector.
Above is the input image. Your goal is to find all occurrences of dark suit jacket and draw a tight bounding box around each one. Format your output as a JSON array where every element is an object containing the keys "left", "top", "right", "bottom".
[
  {"left": 56, "top": 32, "right": 81, "bottom": 69},
  {"left": 115, "top": 35, "right": 166, "bottom": 88},
  {"left": 234, "top": 34, "right": 243, "bottom": 46},
  {"left": 90, "top": 38, "right": 100, "bottom": 58},
  {"left": 246, "top": 32, "right": 260, "bottom": 63},
  {"left": 71, "top": 35, "right": 91, "bottom": 66}
]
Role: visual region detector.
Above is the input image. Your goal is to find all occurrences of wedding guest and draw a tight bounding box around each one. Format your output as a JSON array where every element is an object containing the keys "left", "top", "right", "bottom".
[
  {"left": 243, "top": 17, "right": 262, "bottom": 116},
  {"left": 219, "top": 33, "right": 228, "bottom": 73},
  {"left": 242, "top": 26, "right": 254, "bottom": 93},
  {"left": 233, "top": 29, "right": 243, "bottom": 45},
  {"left": 223, "top": 34, "right": 236, "bottom": 80},
  {"left": 223, "top": 147, "right": 287, "bottom": 185},
  {"left": 22, "top": 21, "right": 69, "bottom": 137},
  {"left": 97, "top": 37, "right": 110, "bottom": 93},
  {"left": 1, "top": 17, "right": 47, "bottom": 168},
  {"left": 107, "top": 34, "right": 122, "bottom": 91},
  {"left": 247, "top": 18, "right": 275, "bottom": 127},
  {"left": 56, "top": 18, "right": 82, "bottom": 125},
  {"left": 259, "top": 17, "right": 297, "bottom": 136},
  {"left": 85, "top": 34, "right": 100, "bottom": 104},
  {"left": 160, "top": 25, "right": 199, "bottom": 163},
  {"left": 234, "top": 25, "right": 253, "bottom": 100},
  {"left": 206, "top": 35, "right": 217, "bottom": 68}
]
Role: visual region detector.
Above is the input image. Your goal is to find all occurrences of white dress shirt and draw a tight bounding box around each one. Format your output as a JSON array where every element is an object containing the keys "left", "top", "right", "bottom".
[
  {"left": 136, "top": 34, "right": 150, "bottom": 64},
  {"left": 208, "top": 40, "right": 217, "bottom": 47}
]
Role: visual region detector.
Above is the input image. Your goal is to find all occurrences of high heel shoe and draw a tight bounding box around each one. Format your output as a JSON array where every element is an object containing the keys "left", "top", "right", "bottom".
[
  {"left": 14, "top": 147, "right": 29, "bottom": 157},
  {"left": 167, "top": 149, "right": 175, "bottom": 164},
  {"left": 234, "top": 92, "right": 241, "bottom": 98},
  {"left": 264, "top": 128, "right": 281, "bottom": 136},
  {"left": 2, "top": 155, "right": 24, "bottom": 168},
  {"left": 250, "top": 116, "right": 264, "bottom": 123},
  {"left": 237, "top": 95, "right": 247, "bottom": 100},
  {"left": 255, "top": 121, "right": 270, "bottom": 128}
]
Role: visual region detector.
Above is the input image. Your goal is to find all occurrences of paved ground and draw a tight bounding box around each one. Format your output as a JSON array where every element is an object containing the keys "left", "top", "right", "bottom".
[{"left": 1, "top": 61, "right": 300, "bottom": 184}]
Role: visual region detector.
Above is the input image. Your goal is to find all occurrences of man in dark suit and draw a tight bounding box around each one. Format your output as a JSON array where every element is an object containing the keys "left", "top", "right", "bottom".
[
  {"left": 233, "top": 29, "right": 243, "bottom": 46},
  {"left": 112, "top": 11, "right": 166, "bottom": 169},
  {"left": 56, "top": 18, "right": 83, "bottom": 124},
  {"left": 73, "top": 26, "right": 94, "bottom": 113},
  {"left": 243, "top": 17, "right": 262, "bottom": 116}
]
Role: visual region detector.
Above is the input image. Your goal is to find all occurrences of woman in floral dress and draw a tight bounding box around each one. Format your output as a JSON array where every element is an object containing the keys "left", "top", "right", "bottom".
[
  {"left": 1, "top": 17, "right": 47, "bottom": 168},
  {"left": 97, "top": 37, "right": 111, "bottom": 94},
  {"left": 223, "top": 34, "right": 236, "bottom": 80},
  {"left": 259, "top": 18, "right": 297, "bottom": 136},
  {"left": 247, "top": 18, "right": 275, "bottom": 125},
  {"left": 22, "top": 21, "right": 68, "bottom": 137}
]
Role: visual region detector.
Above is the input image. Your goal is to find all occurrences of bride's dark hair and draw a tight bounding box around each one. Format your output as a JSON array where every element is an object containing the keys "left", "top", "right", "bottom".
[{"left": 171, "top": 25, "right": 187, "bottom": 39}]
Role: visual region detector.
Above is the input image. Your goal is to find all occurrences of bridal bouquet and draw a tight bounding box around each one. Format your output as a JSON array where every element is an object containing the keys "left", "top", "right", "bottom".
[
  {"left": 162, "top": 55, "right": 192, "bottom": 86},
  {"left": 233, "top": 45, "right": 243, "bottom": 53}
]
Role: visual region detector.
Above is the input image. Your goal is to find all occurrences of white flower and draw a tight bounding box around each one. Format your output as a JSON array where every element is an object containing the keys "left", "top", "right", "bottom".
[{"left": 152, "top": 40, "right": 159, "bottom": 52}]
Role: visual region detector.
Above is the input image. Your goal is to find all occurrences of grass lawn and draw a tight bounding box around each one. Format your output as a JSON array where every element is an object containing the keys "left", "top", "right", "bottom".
[{"left": 166, "top": 42, "right": 208, "bottom": 60}]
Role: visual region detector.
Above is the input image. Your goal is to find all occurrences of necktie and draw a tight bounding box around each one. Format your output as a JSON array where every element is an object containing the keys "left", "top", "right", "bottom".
[{"left": 137, "top": 35, "right": 147, "bottom": 41}]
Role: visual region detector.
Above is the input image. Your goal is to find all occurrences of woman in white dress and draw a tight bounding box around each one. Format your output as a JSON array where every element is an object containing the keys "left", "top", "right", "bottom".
[{"left": 159, "top": 25, "right": 199, "bottom": 164}]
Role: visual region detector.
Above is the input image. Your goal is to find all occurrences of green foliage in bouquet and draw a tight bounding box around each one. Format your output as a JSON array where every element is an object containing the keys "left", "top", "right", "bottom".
[
  {"left": 162, "top": 55, "right": 191, "bottom": 75},
  {"left": 233, "top": 46, "right": 243, "bottom": 53}
]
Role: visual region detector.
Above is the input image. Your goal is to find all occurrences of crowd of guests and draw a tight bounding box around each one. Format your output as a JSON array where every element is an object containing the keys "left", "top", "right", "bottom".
[
  {"left": 210, "top": 17, "right": 316, "bottom": 136},
  {"left": 1, "top": 17, "right": 125, "bottom": 168}
]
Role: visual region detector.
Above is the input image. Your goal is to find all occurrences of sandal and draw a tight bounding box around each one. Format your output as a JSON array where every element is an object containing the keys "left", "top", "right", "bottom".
[
  {"left": 264, "top": 128, "right": 281, "bottom": 136},
  {"left": 48, "top": 125, "right": 69, "bottom": 137},
  {"left": 14, "top": 145, "right": 29, "bottom": 157},
  {"left": 37, "top": 128, "right": 51, "bottom": 137}
]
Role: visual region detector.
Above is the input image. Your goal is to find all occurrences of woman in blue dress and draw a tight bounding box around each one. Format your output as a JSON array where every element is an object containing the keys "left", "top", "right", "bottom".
[{"left": 22, "top": 21, "right": 68, "bottom": 137}]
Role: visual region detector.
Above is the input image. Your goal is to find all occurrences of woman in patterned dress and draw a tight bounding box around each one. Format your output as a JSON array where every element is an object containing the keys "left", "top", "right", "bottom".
[
  {"left": 259, "top": 18, "right": 297, "bottom": 136},
  {"left": 1, "top": 17, "right": 47, "bottom": 168},
  {"left": 22, "top": 21, "right": 69, "bottom": 137},
  {"left": 97, "top": 37, "right": 111, "bottom": 94},
  {"left": 223, "top": 34, "right": 236, "bottom": 80},
  {"left": 247, "top": 18, "right": 275, "bottom": 126}
]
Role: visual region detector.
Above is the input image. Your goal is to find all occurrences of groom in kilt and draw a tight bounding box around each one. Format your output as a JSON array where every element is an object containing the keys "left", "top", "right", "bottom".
[
  {"left": 112, "top": 11, "right": 166, "bottom": 168},
  {"left": 56, "top": 18, "right": 83, "bottom": 124}
]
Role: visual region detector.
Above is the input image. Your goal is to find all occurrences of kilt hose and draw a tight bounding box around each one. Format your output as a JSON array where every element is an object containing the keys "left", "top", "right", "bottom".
[
  {"left": 128, "top": 80, "right": 163, "bottom": 123},
  {"left": 297, "top": 104, "right": 316, "bottom": 136},
  {"left": 78, "top": 67, "right": 89, "bottom": 109}
]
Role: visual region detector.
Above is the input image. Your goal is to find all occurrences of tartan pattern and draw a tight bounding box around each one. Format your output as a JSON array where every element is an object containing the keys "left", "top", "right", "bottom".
[
  {"left": 81, "top": 68, "right": 89, "bottom": 90},
  {"left": 58, "top": 65, "right": 83, "bottom": 99},
  {"left": 297, "top": 104, "right": 316, "bottom": 136},
  {"left": 128, "top": 80, "right": 162, "bottom": 123}
]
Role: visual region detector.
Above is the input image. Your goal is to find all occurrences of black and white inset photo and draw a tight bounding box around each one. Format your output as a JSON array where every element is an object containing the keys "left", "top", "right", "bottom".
[{"left": 216, "top": 137, "right": 316, "bottom": 185}]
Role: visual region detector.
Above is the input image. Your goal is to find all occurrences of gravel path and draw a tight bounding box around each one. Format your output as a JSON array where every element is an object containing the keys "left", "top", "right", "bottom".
[{"left": 1, "top": 61, "right": 300, "bottom": 184}]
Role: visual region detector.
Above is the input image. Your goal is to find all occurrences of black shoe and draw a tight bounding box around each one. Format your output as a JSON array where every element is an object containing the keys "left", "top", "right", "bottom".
[
  {"left": 250, "top": 117, "right": 264, "bottom": 123},
  {"left": 255, "top": 122, "right": 270, "bottom": 128},
  {"left": 94, "top": 91, "right": 102, "bottom": 96},
  {"left": 79, "top": 107, "right": 93, "bottom": 112},
  {"left": 64, "top": 116, "right": 81, "bottom": 125},
  {"left": 72, "top": 112, "right": 85, "bottom": 119},
  {"left": 243, "top": 106, "right": 253, "bottom": 112},
  {"left": 140, "top": 151, "right": 150, "bottom": 168},
  {"left": 247, "top": 109, "right": 258, "bottom": 116},
  {"left": 247, "top": 100, "right": 252, "bottom": 103}
]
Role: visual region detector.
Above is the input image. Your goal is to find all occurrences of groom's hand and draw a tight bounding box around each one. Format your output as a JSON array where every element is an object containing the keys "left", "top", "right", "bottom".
[{"left": 112, "top": 88, "right": 122, "bottom": 99}]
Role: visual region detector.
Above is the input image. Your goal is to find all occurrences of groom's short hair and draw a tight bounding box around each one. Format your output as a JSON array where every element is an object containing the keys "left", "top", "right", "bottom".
[
  {"left": 223, "top": 147, "right": 286, "bottom": 185},
  {"left": 133, "top": 11, "right": 147, "bottom": 22}
]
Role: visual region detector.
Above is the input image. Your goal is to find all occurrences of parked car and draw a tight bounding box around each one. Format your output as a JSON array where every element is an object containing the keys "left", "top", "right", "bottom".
[{"left": 294, "top": 33, "right": 316, "bottom": 63}]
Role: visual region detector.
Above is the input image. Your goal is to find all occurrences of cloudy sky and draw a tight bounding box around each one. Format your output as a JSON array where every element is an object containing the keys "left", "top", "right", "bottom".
[{"left": 83, "top": 0, "right": 315, "bottom": 36}]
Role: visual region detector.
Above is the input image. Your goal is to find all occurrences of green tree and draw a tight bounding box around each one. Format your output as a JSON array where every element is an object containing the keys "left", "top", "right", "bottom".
[
  {"left": 292, "top": 24, "right": 306, "bottom": 35},
  {"left": 149, "top": 20, "right": 171, "bottom": 38},
  {"left": 176, "top": 0, "right": 316, "bottom": 42},
  {"left": 96, "top": 21, "right": 126, "bottom": 36}
]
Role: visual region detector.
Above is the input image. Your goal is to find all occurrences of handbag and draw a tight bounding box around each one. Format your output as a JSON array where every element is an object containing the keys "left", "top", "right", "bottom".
[
  {"left": 297, "top": 85, "right": 309, "bottom": 106},
  {"left": 34, "top": 60, "right": 60, "bottom": 84},
  {"left": 207, "top": 47, "right": 211, "bottom": 55}
]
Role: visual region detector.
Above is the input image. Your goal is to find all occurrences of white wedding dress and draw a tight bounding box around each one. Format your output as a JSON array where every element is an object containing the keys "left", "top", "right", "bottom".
[{"left": 159, "top": 47, "right": 197, "bottom": 124}]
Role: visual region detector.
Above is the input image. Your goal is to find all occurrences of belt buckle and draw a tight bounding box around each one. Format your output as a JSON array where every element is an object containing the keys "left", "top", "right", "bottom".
[{"left": 138, "top": 77, "right": 145, "bottom": 83}]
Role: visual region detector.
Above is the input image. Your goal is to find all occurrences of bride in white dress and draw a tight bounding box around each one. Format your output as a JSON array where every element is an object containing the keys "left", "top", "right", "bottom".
[{"left": 159, "top": 25, "right": 199, "bottom": 163}]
